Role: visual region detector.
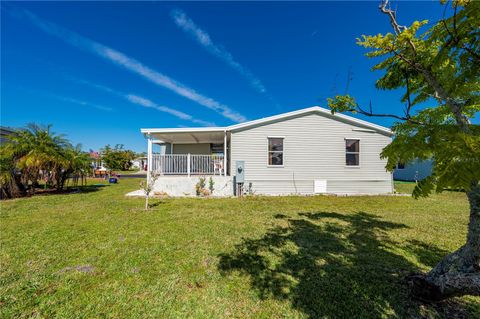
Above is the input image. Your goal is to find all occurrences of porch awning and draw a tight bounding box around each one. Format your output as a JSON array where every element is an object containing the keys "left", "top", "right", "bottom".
[{"left": 141, "top": 127, "right": 227, "bottom": 144}]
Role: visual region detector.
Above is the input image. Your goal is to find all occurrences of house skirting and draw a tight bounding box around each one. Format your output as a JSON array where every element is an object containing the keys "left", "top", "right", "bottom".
[
  {"left": 152, "top": 176, "right": 233, "bottom": 197},
  {"left": 243, "top": 179, "right": 393, "bottom": 195},
  {"left": 145, "top": 177, "right": 392, "bottom": 197}
]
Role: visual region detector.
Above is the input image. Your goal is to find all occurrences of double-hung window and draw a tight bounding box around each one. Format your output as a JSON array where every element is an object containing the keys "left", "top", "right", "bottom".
[
  {"left": 268, "top": 138, "right": 284, "bottom": 166},
  {"left": 345, "top": 139, "right": 360, "bottom": 166}
]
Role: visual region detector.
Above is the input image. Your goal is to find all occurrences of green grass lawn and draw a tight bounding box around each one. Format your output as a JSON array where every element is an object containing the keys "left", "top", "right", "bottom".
[
  {"left": 113, "top": 169, "right": 143, "bottom": 175},
  {"left": 1, "top": 179, "right": 479, "bottom": 318}
]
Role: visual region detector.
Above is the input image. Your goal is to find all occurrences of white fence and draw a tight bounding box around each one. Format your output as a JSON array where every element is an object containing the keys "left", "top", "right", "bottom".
[{"left": 152, "top": 154, "right": 225, "bottom": 176}]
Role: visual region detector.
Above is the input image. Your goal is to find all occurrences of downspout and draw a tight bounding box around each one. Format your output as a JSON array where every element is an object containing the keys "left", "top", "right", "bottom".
[
  {"left": 147, "top": 134, "right": 152, "bottom": 182},
  {"left": 224, "top": 130, "right": 227, "bottom": 177}
]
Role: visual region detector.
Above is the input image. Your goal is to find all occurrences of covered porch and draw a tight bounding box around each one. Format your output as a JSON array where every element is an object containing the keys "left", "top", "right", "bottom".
[{"left": 142, "top": 127, "right": 230, "bottom": 177}]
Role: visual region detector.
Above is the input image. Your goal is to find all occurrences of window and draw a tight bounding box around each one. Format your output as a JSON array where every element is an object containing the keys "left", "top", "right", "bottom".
[
  {"left": 345, "top": 139, "right": 360, "bottom": 166},
  {"left": 268, "top": 138, "right": 283, "bottom": 166}
]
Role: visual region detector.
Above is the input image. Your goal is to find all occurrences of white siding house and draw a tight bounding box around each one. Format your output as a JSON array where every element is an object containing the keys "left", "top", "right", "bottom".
[
  {"left": 393, "top": 159, "right": 433, "bottom": 182},
  {"left": 140, "top": 106, "right": 394, "bottom": 196}
]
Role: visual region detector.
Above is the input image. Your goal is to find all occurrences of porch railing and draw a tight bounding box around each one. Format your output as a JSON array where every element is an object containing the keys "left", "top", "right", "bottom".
[{"left": 152, "top": 154, "right": 225, "bottom": 176}]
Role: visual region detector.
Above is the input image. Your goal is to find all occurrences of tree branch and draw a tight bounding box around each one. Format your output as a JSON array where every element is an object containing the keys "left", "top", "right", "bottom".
[
  {"left": 441, "top": 1, "right": 480, "bottom": 63},
  {"left": 351, "top": 101, "right": 423, "bottom": 125},
  {"left": 403, "top": 70, "right": 413, "bottom": 118},
  {"left": 378, "top": 0, "right": 470, "bottom": 131},
  {"left": 379, "top": 0, "right": 416, "bottom": 53},
  {"left": 379, "top": 0, "right": 406, "bottom": 35}
]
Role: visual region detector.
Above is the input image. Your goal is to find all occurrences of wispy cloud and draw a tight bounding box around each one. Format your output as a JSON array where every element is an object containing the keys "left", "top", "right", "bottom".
[
  {"left": 126, "top": 94, "right": 215, "bottom": 126},
  {"left": 48, "top": 94, "right": 112, "bottom": 112},
  {"left": 171, "top": 9, "right": 267, "bottom": 95},
  {"left": 125, "top": 94, "right": 189, "bottom": 120},
  {"left": 71, "top": 78, "right": 216, "bottom": 126},
  {"left": 10, "top": 7, "right": 246, "bottom": 123},
  {"left": 18, "top": 85, "right": 112, "bottom": 112}
]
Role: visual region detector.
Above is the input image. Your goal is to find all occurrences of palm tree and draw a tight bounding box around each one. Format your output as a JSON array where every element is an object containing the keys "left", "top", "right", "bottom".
[
  {"left": 0, "top": 124, "right": 91, "bottom": 198},
  {"left": 0, "top": 149, "right": 22, "bottom": 198},
  {"left": 10, "top": 124, "right": 68, "bottom": 192},
  {"left": 56, "top": 144, "right": 91, "bottom": 189}
]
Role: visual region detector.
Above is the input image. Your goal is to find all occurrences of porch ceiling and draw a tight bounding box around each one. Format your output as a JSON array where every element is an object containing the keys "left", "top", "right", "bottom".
[{"left": 149, "top": 131, "right": 225, "bottom": 144}]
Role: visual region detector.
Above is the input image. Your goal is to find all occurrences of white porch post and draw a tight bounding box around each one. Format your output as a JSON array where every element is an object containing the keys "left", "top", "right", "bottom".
[
  {"left": 147, "top": 136, "right": 153, "bottom": 181},
  {"left": 223, "top": 130, "right": 227, "bottom": 176},
  {"left": 187, "top": 153, "right": 191, "bottom": 177}
]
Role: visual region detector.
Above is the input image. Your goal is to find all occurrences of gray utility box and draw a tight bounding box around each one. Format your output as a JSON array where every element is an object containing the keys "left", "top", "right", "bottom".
[{"left": 235, "top": 161, "right": 245, "bottom": 184}]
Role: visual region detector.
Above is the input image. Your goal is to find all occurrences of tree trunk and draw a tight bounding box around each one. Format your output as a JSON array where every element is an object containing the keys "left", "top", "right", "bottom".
[
  {"left": 56, "top": 173, "right": 62, "bottom": 191},
  {"left": 409, "top": 183, "right": 480, "bottom": 301},
  {"left": 145, "top": 195, "right": 149, "bottom": 211}
]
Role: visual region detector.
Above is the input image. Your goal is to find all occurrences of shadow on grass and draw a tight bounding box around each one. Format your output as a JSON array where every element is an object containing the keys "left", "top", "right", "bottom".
[
  {"left": 405, "top": 239, "right": 450, "bottom": 269},
  {"left": 148, "top": 200, "right": 166, "bottom": 208},
  {"left": 75, "top": 184, "right": 110, "bottom": 194},
  {"left": 26, "top": 184, "right": 108, "bottom": 198},
  {"left": 218, "top": 211, "right": 472, "bottom": 318}
]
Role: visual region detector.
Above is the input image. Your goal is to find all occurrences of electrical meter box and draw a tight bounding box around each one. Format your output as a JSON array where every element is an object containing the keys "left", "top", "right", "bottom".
[{"left": 236, "top": 161, "right": 245, "bottom": 184}]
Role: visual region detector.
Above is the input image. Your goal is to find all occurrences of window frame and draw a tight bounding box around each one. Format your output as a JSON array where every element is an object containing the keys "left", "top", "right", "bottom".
[
  {"left": 267, "top": 136, "right": 285, "bottom": 167},
  {"left": 345, "top": 138, "right": 360, "bottom": 167}
]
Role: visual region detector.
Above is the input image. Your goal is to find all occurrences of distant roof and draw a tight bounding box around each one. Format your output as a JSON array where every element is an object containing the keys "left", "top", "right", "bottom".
[
  {"left": 141, "top": 106, "right": 393, "bottom": 137},
  {"left": 0, "top": 126, "right": 16, "bottom": 144},
  {"left": 89, "top": 151, "right": 100, "bottom": 159},
  {"left": 0, "top": 126, "right": 16, "bottom": 135}
]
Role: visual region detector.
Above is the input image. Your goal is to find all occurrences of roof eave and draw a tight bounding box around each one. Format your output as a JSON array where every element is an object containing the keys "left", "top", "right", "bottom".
[
  {"left": 140, "top": 127, "right": 228, "bottom": 135},
  {"left": 140, "top": 106, "right": 393, "bottom": 137},
  {"left": 227, "top": 106, "right": 393, "bottom": 136}
]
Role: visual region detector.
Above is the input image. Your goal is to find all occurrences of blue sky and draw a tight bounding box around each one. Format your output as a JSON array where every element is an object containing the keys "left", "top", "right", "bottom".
[{"left": 1, "top": 1, "right": 456, "bottom": 152}]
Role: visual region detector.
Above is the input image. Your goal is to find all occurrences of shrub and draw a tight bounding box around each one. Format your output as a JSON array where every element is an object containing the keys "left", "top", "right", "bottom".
[
  {"left": 208, "top": 177, "right": 215, "bottom": 194},
  {"left": 195, "top": 177, "right": 208, "bottom": 196}
]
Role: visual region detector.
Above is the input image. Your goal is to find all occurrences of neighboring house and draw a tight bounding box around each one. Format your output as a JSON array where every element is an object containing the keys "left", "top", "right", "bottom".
[
  {"left": 140, "top": 106, "right": 394, "bottom": 196},
  {"left": 89, "top": 151, "right": 103, "bottom": 169},
  {"left": 0, "top": 126, "right": 15, "bottom": 145},
  {"left": 132, "top": 157, "right": 147, "bottom": 170},
  {"left": 393, "top": 159, "right": 433, "bottom": 182}
]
